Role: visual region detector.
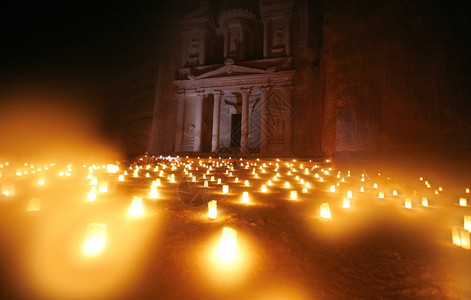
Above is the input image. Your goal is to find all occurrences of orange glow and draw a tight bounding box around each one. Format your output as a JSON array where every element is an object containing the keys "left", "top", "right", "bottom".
[
  {"left": 82, "top": 223, "right": 107, "bottom": 257},
  {"left": 27, "top": 198, "right": 42, "bottom": 212},
  {"left": 290, "top": 190, "right": 297, "bottom": 200}
]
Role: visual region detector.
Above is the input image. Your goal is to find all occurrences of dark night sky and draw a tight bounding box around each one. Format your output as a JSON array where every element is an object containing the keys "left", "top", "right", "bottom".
[{"left": 0, "top": 2, "right": 175, "bottom": 132}]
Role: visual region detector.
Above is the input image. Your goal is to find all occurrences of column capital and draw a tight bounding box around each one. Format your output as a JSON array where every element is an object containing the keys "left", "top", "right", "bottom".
[
  {"left": 241, "top": 87, "right": 253, "bottom": 97},
  {"left": 195, "top": 90, "right": 206, "bottom": 101},
  {"left": 213, "top": 90, "right": 224, "bottom": 98},
  {"left": 175, "top": 89, "right": 186, "bottom": 100}
]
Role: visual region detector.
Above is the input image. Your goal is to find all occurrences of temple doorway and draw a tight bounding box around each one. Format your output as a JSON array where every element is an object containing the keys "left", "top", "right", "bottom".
[{"left": 230, "top": 113, "right": 241, "bottom": 149}]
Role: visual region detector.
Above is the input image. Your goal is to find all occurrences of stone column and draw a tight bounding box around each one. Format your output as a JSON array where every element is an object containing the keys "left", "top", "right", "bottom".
[
  {"left": 194, "top": 91, "right": 205, "bottom": 152},
  {"left": 259, "top": 87, "right": 271, "bottom": 153},
  {"left": 282, "top": 86, "right": 294, "bottom": 154},
  {"left": 240, "top": 87, "right": 252, "bottom": 154},
  {"left": 262, "top": 19, "right": 269, "bottom": 58},
  {"left": 211, "top": 90, "right": 224, "bottom": 152},
  {"left": 174, "top": 90, "right": 186, "bottom": 151}
]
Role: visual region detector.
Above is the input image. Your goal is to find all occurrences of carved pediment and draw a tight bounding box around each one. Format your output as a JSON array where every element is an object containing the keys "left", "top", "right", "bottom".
[{"left": 194, "top": 60, "right": 274, "bottom": 79}]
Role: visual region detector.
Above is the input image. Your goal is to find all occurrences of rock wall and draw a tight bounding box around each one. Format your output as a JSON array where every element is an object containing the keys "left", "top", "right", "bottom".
[{"left": 321, "top": 0, "right": 471, "bottom": 156}]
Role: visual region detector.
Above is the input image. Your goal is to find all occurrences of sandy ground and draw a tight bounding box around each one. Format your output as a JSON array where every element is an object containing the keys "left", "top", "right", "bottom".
[{"left": 0, "top": 157, "right": 470, "bottom": 299}]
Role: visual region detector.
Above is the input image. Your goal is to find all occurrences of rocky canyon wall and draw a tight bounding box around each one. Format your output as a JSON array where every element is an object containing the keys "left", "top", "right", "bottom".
[{"left": 320, "top": 0, "right": 471, "bottom": 157}]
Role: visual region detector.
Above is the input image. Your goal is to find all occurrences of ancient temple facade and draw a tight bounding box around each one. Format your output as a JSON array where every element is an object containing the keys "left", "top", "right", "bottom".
[{"left": 172, "top": 1, "right": 297, "bottom": 155}]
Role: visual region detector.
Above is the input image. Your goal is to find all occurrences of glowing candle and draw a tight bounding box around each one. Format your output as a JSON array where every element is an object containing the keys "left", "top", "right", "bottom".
[
  {"left": 392, "top": 190, "right": 398, "bottom": 196},
  {"left": 302, "top": 188, "right": 308, "bottom": 193},
  {"left": 452, "top": 226, "right": 470, "bottom": 250},
  {"left": 342, "top": 197, "right": 351, "bottom": 208},
  {"left": 422, "top": 197, "right": 429, "bottom": 207},
  {"left": 133, "top": 170, "right": 138, "bottom": 178},
  {"left": 459, "top": 197, "right": 467, "bottom": 206},
  {"left": 285, "top": 182, "right": 290, "bottom": 188},
  {"left": 373, "top": 183, "right": 378, "bottom": 189},
  {"left": 87, "top": 186, "right": 97, "bottom": 202},
  {"left": 290, "top": 190, "right": 297, "bottom": 200},
  {"left": 37, "top": 179, "right": 45, "bottom": 186},
  {"left": 90, "top": 177, "right": 98, "bottom": 186},
  {"left": 82, "top": 223, "right": 107, "bottom": 256},
  {"left": 242, "top": 191, "right": 249, "bottom": 204},
  {"left": 261, "top": 185, "right": 267, "bottom": 193},
  {"left": 217, "top": 227, "right": 237, "bottom": 261},
  {"left": 222, "top": 185, "right": 229, "bottom": 194},
  {"left": 128, "top": 196, "right": 144, "bottom": 217},
  {"left": 464, "top": 216, "right": 471, "bottom": 232},
  {"left": 466, "top": 188, "right": 470, "bottom": 193},
  {"left": 405, "top": 198, "right": 412, "bottom": 209},
  {"left": 329, "top": 185, "right": 336, "bottom": 192},
  {"left": 98, "top": 181, "right": 108, "bottom": 193},
  {"left": 217, "top": 178, "right": 222, "bottom": 184},
  {"left": 320, "top": 203, "right": 332, "bottom": 219},
  {"left": 234, "top": 177, "right": 239, "bottom": 183},
  {"left": 208, "top": 200, "right": 217, "bottom": 219},
  {"left": 27, "top": 198, "right": 41, "bottom": 212},
  {"left": 347, "top": 190, "right": 353, "bottom": 198},
  {"left": 118, "top": 174, "right": 124, "bottom": 181},
  {"left": 107, "top": 164, "right": 118, "bottom": 173},
  {"left": 204, "top": 180, "right": 209, "bottom": 187},
  {"left": 149, "top": 186, "right": 158, "bottom": 198},
  {"left": 245, "top": 180, "right": 249, "bottom": 187}
]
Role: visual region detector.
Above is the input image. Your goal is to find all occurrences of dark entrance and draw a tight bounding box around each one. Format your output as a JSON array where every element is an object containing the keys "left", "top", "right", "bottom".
[{"left": 230, "top": 113, "right": 241, "bottom": 148}]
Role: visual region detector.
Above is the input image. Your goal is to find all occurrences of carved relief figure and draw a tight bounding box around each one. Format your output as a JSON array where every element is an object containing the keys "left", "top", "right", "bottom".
[
  {"left": 187, "top": 38, "right": 199, "bottom": 66},
  {"left": 183, "top": 123, "right": 196, "bottom": 142}
]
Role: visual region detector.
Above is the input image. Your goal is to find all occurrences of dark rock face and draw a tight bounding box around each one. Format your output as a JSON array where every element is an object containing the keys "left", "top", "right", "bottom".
[
  {"left": 320, "top": 0, "right": 471, "bottom": 156},
  {"left": 119, "top": 0, "right": 471, "bottom": 158}
]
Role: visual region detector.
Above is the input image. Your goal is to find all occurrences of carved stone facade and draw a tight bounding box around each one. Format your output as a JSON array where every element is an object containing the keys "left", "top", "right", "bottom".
[{"left": 173, "top": 0, "right": 297, "bottom": 154}]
